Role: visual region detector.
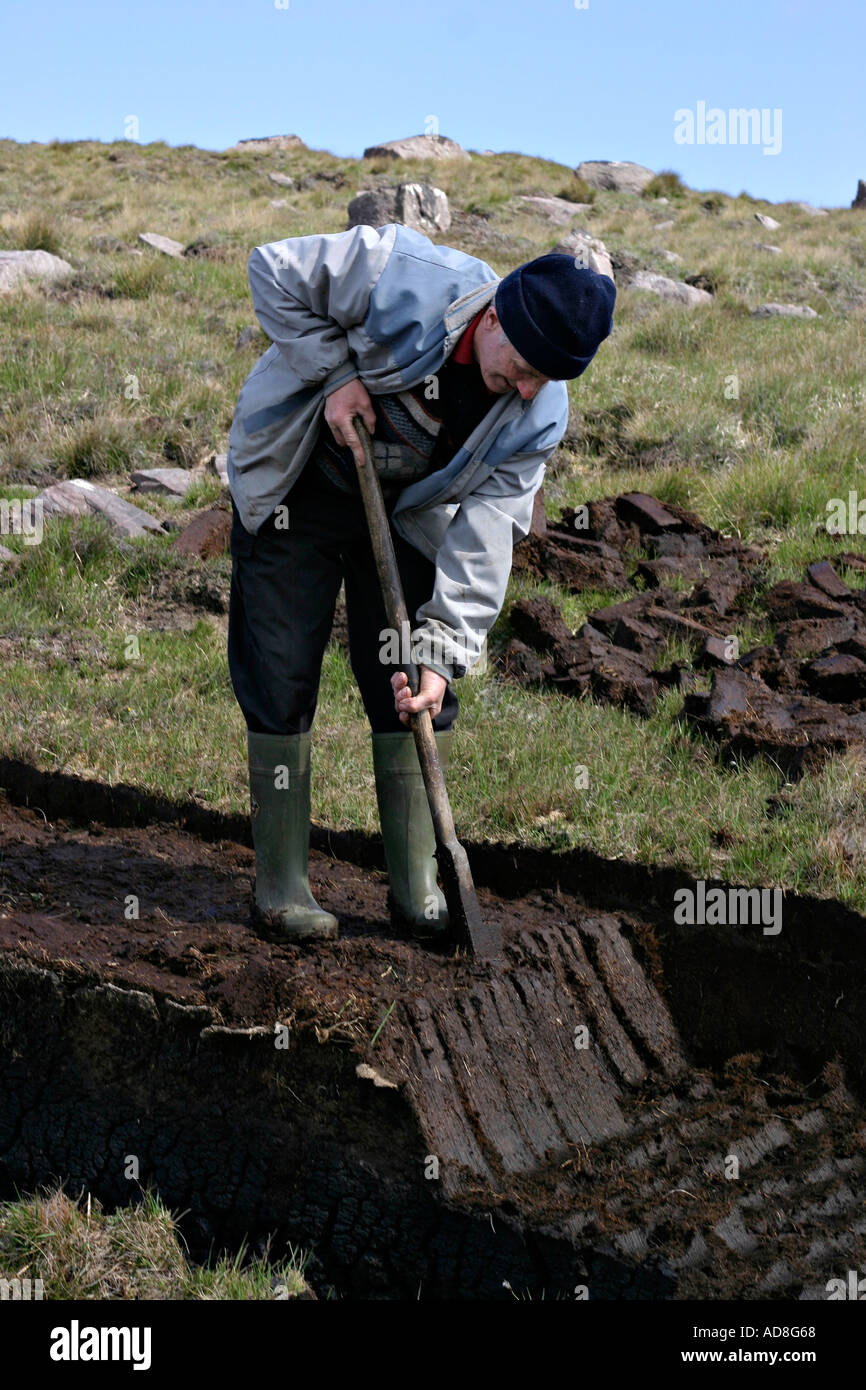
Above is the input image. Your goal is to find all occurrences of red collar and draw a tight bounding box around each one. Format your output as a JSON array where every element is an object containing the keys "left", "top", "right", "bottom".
[{"left": 452, "top": 307, "right": 497, "bottom": 391}]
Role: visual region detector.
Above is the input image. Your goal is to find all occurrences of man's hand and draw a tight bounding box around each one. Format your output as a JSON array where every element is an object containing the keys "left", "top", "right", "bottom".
[
  {"left": 391, "top": 667, "right": 448, "bottom": 725},
  {"left": 324, "top": 379, "right": 376, "bottom": 469}
]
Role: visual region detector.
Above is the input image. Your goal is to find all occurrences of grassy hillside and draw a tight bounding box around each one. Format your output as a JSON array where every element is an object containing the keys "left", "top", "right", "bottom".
[{"left": 1, "top": 136, "right": 865, "bottom": 907}]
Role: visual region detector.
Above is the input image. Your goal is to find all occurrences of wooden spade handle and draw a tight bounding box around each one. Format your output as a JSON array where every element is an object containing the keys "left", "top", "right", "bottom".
[{"left": 351, "top": 416, "right": 461, "bottom": 851}]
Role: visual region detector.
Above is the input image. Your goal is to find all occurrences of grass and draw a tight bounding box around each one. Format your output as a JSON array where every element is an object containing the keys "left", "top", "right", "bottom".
[
  {"left": 0, "top": 135, "right": 865, "bottom": 907},
  {"left": 0, "top": 1186, "right": 310, "bottom": 1299}
]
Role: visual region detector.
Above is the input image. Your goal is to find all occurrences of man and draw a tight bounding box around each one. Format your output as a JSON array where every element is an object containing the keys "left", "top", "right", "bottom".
[{"left": 227, "top": 221, "right": 615, "bottom": 943}]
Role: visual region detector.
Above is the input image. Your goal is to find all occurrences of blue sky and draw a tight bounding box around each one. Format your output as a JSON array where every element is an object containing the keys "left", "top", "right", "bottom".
[{"left": 2, "top": 0, "right": 863, "bottom": 207}]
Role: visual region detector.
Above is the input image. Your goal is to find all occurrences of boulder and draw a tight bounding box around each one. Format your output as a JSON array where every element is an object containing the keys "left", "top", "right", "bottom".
[
  {"left": 552, "top": 228, "right": 614, "bottom": 281},
  {"left": 131, "top": 468, "right": 204, "bottom": 498},
  {"left": 754, "top": 212, "right": 781, "bottom": 230},
  {"left": 654, "top": 219, "right": 676, "bottom": 230},
  {"left": 231, "top": 135, "right": 306, "bottom": 152},
  {"left": 795, "top": 202, "right": 827, "bottom": 216},
  {"left": 629, "top": 270, "right": 712, "bottom": 307},
  {"left": 575, "top": 161, "right": 654, "bottom": 194},
  {"left": 755, "top": 242, "right": 782, "bottom": 254},
  {"left": 38, "top": 479, "right": 166, "bottom": 539},
  {"left": 516, "top": 196, "right": 592, "bottom": 224},
  {"left": 269, "top": 199, "right": 288, "bottom": 209},
  {"left": 362, "top": 134, "right": 470, "bottom": 162},
  {"left": 347, "top": 184, "right": 450, "bottom": 234},
  {"left": 268, "top": 172, "right": 295, "bottom": 188},
  {"left": 655, "top": 248, "right": 682, "bottom": 263},
  {"left": 751, "top": 302, "right": 818, "bottom": 319},
  {"left": 0, "top": 250, "right": 74, "bottom": 294},
  {"left": 138, "top": 232, "right": 184, "bottom": 258},
  {"left": 852, "top": 179, "right": 866, "bottom": 210}
]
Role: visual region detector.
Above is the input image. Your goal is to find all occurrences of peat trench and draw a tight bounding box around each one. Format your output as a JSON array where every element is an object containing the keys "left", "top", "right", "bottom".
[{"left": 1, "top": 760, "right": 865, "bottom": 1299}]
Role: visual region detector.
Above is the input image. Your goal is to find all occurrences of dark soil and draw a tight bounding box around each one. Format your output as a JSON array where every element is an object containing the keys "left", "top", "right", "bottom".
[
  {"left": 507, "top": 492, "right": 866, "bottom": 774},
  {"left": 1, "top": 774, "right": 864, "bottom": 1300}
]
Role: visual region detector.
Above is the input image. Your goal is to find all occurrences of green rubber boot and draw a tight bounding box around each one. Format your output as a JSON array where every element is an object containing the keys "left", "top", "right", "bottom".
[
  {"left": 371, "top": 729, "right": 453, "bottom": 936},
  {"left": 247, "top": 730, "right": 338, "bottom": 942}
]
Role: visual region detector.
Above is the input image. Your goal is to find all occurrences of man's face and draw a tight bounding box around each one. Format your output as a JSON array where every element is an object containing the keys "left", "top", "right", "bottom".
[{"left": 472, "top": 308, "right": 553, "bottom": 400}]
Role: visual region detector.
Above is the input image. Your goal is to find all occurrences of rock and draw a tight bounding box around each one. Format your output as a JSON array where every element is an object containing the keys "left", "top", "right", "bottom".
[
  {"left": 0, "top": 543, "right": 17, "bottom": 566},
  {"left": 755, "top": 242, "right": 782, "bottom": 254},
  {"left": 269, "top": 199, "right": 289, "bottom": 209},
  {"left": 552, "top": 228, "right": 614, "bottom": 281},
  {"left": 209, "top": 453, "right": 229, "bottom": 486},
  {"left": 575, "top": 160, "right": 654, "bottom": 194},
  {"left": 172, "top": 507, "right": 231, "bottom": 558},
  {"left": 131, "top": 468, "right": 203, "bottom": 498},
  {"left": 347, "top": 184, "right": 450, "bottom": 235},
  {"left": 268, "top": 172, "right": 295, "bottom": 188},
  {"left": 0, "top": 250, "right": 74, "bottom": 294},
  {"left": 795, "top": 202, "right": 827, "bottom": 216},
  {"left": 232, "top": 135, "right": 306, "bottom": 152},
  {"left": 362, "top": 134, "right": 470, "bottom": 162},
  {"left": 755, "top": 212, "right": 781, "bottom": 230},
  {"left": 630, "top": 270, "right": 712, "bottom": 307},
  {"left": 655, "top": 249, "right": 682, "bottom": 263},
  {"left": 138, "top": 232, "right": 184, "bottom": 259},
  {"left": 807, "top": 561, "right": 852, "bottom": 600},
  {"left": 852, "top": 180, "right": 866, "bottom": 210},
  {"left": 751, "top": 302, "right": 818, "bottom": 319},
  {"left": 517, "top": 196, "right": 592, "bottom": 224},
  {"left": 38, "top": 479, "right": 166, "bottom": 539},
  {"left": 654, "top": 219, "right": 676, "bottom": 230}
]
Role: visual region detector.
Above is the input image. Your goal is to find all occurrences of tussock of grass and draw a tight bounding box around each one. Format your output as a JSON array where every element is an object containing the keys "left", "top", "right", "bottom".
[{"left": 0, "top": 1186, "right": 309, "bottom": 1300}]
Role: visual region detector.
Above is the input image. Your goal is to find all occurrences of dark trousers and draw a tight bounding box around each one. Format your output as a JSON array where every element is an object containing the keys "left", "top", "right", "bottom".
[{"left": 228, "top": 462, "right": 459, "bottom": 735}]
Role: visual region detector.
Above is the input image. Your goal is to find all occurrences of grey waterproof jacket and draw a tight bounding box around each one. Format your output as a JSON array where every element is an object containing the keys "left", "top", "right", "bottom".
[{"left": 227, "top": 222, "right": 570, "bottom": 682}]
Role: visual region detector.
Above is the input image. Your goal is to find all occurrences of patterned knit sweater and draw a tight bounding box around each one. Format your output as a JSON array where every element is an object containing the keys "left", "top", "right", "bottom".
[{"left": 310, "top": 309, "right": 497, "bottom": 499}]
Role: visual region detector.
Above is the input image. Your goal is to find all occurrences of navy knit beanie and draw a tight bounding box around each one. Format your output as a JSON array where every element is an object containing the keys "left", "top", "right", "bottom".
[{"left": 494, "top": 253, "right": 616, "bottom": 380}]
